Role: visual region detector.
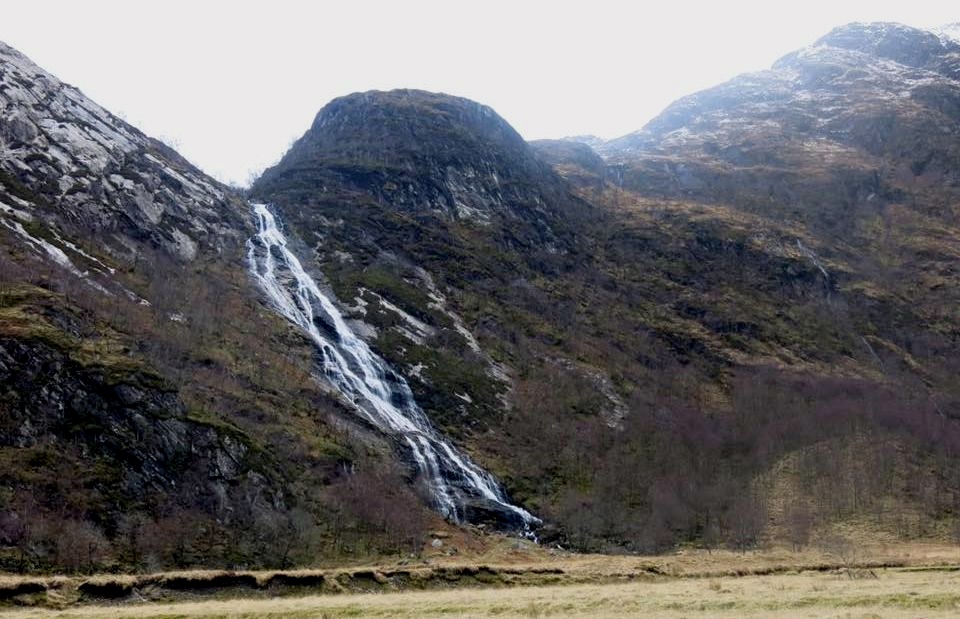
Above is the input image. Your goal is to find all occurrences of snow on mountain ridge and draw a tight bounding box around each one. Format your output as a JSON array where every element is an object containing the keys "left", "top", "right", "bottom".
[
  {"left": 934, "top": 22, "right": 960, "bottom": 45},
  {"left": 599, "top": 21, "right": 960, "bottom": 156}
]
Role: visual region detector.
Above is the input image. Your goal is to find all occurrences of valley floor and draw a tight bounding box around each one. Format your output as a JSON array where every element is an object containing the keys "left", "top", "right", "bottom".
[
  {"left": 6, "top": 568, "right": 960, "bottom": 618},
  {"left": 3, "top": 542, "right": 960, "bottom": 618}
]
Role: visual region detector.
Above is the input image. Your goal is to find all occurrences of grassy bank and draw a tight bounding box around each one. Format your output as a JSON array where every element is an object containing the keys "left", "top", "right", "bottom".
[
  {"left": 5, "top": 567, "right": 960, "bottom": 618},
  {"left": 2, "top": 542, "right": 960, "bottom": 616}
]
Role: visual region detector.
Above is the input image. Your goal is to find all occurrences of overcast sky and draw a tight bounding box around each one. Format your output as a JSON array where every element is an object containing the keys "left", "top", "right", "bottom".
[{"left": 1, "top": 1, "right": 956, "bottom": 186}]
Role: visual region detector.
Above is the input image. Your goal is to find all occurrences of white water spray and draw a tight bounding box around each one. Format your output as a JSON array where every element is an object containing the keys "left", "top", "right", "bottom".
[{"left": 247, "top": 203, "right": 538, "bottom": 529}]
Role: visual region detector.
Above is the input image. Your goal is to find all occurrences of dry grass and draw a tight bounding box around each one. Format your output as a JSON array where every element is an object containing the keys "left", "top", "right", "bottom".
[
  {"left": 5, "top": 567, "right": 960, "bottom": 618},
  {"left": 3, "top": 541, "right": 960, "bottom": 617},
  {"left": 416, "top": 537, "right": 960, "bottom": 578}
]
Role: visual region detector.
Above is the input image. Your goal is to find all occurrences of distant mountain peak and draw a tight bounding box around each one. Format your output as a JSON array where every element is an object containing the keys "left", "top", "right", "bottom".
[
  {"left": 603, "top": 20, "right": 960, "bottom": 156},
  {"left": 558, "top": 135, "right": 606, "bottom": 148},
  {"left": 814, "top": 21, "right": 955, "bottom": 68}
]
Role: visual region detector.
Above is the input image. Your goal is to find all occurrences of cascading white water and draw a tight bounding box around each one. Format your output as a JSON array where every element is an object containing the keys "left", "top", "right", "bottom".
[{"left": 247, "top": 202, "right": 538, "bottom": 529}]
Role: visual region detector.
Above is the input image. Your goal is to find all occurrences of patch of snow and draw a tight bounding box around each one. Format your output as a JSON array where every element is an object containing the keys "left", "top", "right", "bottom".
[
  {"left": 344, "top": 294, "right": 369, "bottom": 316},
  {"left": 2, "top": 218, "right": 81, "bottom": 275},
  {"left": 361, "top": 287, "right": 435, "bottom": 341},
  {"left": 425, "top": 287, "right": 484, "bottom": 354},
  {"left": 408, "top": 362, "right": 427, "bottom": 380},
  {"left": 547, "top": 357, "right": 628, "bottom": 429},
  {"left": 3, "top": 194, "right": 34, "bottom": 210},
  {"left": 933, "top": 23, "right": 960, "bottom": 45},
  {"left": 332, "top": 250, "right": 354, "bottom": 263},
  {"left": 52, "top": 231, "right": 116, "bottom": 274},
  {"left": 0, "top": 200, "right": 33, "bottom": 222},
  {"left": 0, "top": 217, "right": 113, "bottom": 297},
  {"left": 393, "top": 325, "right": 426, "bottom": 345},
  {"left": 452, "top": 322, "right": 483, "bottom": 354},
  {"left": 127, "top": 290, "right": 151, "bottom": 306},
  {"left": 109, "top": 173, "right": 135, "bottom": 191},
  {"left": 346, "top": 318, "right": 378, "bottom": 341},
  {"left": 796, "top": 239, "right": 830, "bottom": 280}
]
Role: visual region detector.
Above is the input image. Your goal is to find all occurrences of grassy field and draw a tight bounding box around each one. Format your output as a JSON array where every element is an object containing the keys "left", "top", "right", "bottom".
[
  {"left": 4, "top": 567, "right": 960, "bottom": 618},
  {"left": 3, "top": 541, "right": 960, "bottom": 618}
]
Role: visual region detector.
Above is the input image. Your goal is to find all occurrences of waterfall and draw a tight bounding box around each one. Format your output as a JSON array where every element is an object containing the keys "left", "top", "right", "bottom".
[{"left": 246, "top": 202, "right": 538, "bottom": 530}]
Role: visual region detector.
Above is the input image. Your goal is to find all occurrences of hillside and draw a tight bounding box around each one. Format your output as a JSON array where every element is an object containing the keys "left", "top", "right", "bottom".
[
  {"left": 592, "top": 21, "right": 960, "bottom": 402},
  {"left": 255, "top": 24, "right": 960, "bottom": 552},
  {"left": 533, "top": 22, "right": 960, "bottom": 548},
  {"left": 1, "top": 20, "right": 960, "bottom": 572},
  {"left": 0, "top": 42, "right": 434, "bottom": 572}
]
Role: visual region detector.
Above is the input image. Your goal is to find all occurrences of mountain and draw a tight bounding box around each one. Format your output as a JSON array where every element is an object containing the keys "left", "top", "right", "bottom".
[
  {"left": 935, "top": 22, "right": 960, "bottom": 45},
  {"left": 256, "top": 24, "right": 960, "bottom": 552},
  {"left": 603, "top": 22, "right": 960, "bottom": 199},
  {"left": 534, "top": 22, "right": 960, "bottom": 548},
  {"left": 0, "top": 43, "right": 434, "bottom": 572},
  {"left": 255, "top": 89, "right": 593, "bottom": 247},
  {"left": 252, "top": 90, "right": 597, "bottom": 438},
  {"left": 529, "top": 139, "right": 607, "bottom": 188},
  {"left": 3, "top": 20, "right": 960, "bottom": 571},
  {"left": 593, "top": 21, "right": 960, "bottom": 390}
]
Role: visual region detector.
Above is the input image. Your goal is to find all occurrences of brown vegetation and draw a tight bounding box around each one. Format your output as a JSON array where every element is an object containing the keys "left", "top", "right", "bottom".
[{"left": 2, "top": 541, "right": 960, "bottom": 614}]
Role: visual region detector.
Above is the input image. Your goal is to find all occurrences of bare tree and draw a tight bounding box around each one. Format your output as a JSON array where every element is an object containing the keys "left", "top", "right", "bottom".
[
  {"left": 817, "top": 531, "right": 857, "bottom": 566},
  {"left": 54, "top": 520, "right": 108, "bottom": 573},
  {"left": 725, "top": 494, "right": 766, "bottom": 553},
  {"left": 784, "top": 503, "right": 815, "bottom": 551}
]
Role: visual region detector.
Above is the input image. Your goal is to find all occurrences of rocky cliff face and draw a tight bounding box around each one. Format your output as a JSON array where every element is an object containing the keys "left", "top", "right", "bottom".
[
  {"left": 256, "top": 89, "right": 583, "bottom": 233},
  {"left": 0, "top": 42, "right": 246, "bottom": 264},
  {"left": 0, "top": 331, "right": 259, "bottom": 517},
  {"left": 0, "top": 42, "right": 292, "bottom": 571}
]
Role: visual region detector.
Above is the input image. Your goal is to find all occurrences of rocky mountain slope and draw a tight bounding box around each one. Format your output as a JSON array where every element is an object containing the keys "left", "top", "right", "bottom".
[
  {"left": 2, "top": 20, "right": 960, "bottom": 570},
  {"left": 252, "top": 90, "right": 598, "bottom": 438},
  {"left": 0, "top": 42, "right": 432, "bottom": 572},
  {"left": 588, "top": 22, "right": 960, "bottom": 396},
  {"left": 530, "top": 22, "right": 960, "bottom": 548},
  {"left": 256, "top": 23, "right": 960, "bottom": 552}
]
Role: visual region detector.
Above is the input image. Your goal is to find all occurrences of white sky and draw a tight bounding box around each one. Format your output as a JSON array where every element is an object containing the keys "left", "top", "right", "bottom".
[{"left": 1, "top": 1, "right": 956, "bottom": 186}]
